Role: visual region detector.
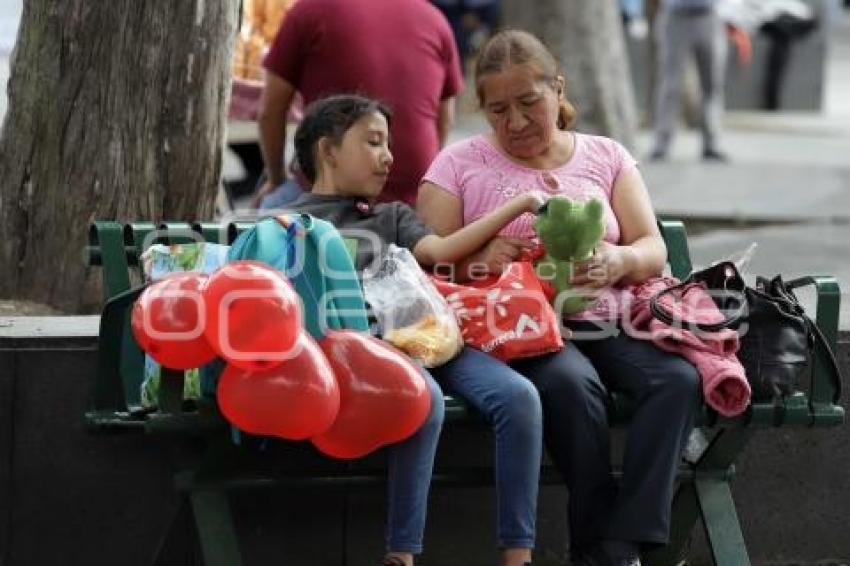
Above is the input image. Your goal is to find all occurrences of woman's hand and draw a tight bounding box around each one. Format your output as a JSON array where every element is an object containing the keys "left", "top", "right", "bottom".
[{"left": 570, "top": 241, "right": 634, "bottom": 289}]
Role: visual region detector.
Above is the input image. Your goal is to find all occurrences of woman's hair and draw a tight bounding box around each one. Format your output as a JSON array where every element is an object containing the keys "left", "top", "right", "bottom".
[
  {"left": 294, "top": 94, "right": 392, "bottom": 184},
  {"left": 474, "top": 29, "right": 577, "bottom": 130}
]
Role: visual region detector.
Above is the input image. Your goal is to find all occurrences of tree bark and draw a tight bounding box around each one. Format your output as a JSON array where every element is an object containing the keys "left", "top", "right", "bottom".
[
  {"left": 0, "top": 0, "right": 239, "bottom": 312},
  {"left": 501, "top": 0, "right": 638, "bottom": 150}
]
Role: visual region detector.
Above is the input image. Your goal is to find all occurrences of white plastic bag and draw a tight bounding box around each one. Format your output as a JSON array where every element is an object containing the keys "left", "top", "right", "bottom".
[
  {"left": 708, "top": 242, "right": 759, "bottom": 285},
  {"left": 728, "top": 242, "right": 757, "bottom": 272},
  {"left": 363, "top": 245, "right": 463, "bottom": 368}
]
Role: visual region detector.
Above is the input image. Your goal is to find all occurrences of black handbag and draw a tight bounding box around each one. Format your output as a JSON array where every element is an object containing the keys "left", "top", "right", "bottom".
[{"left": 649, "top": 261, "right": 843, "bottom": 402}]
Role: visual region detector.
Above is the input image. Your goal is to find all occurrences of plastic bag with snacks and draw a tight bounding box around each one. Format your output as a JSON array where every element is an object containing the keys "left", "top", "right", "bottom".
[{"left": 362, "top": 245, "right": 463, "bottom": 368}]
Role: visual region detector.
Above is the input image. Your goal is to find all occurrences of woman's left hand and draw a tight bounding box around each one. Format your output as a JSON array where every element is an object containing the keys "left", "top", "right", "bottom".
[{"left": 569, "top": 241, "right": 632, "bottom": 289}]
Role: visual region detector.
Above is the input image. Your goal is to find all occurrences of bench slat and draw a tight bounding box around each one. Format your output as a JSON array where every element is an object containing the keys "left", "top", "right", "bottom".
[{"left": 174, "top": 464, "right": 696, "bottom": 493}]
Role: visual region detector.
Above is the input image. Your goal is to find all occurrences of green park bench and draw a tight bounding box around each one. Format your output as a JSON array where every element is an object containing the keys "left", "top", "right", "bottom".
[{"left": 84, "top": 218, "right": 844, "bottom": 566}]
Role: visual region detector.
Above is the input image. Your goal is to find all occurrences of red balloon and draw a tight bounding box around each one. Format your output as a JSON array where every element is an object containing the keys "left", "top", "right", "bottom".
[
  {"left": 204, "top": 260, "right": 303, "bottom": 371},
  {"left": 217, "top": 333, "right": 340, "bottom": 440},
  {"left": 131, "top": 272, "right": 217, "bottom": 370},
  {"left": 311, "top": 330, "right": 432, "bottom": 459}
]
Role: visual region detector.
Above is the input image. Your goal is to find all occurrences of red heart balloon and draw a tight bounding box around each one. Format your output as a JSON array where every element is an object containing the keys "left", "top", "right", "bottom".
[
  {"left": 311, "top": 330, "right": 432, "bottom": 459},
  {"left": 217, "top": 333, "right": 340, "bottom": 440},
  {"left": 204, "top": 260, "right": 302, "bottom": 371},
  {"left": 131, "top": 272, "right": 217, "bottom": 370}
]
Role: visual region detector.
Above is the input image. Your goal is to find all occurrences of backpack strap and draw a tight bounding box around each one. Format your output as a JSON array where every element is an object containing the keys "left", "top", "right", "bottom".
[
  {"left": 300, "top": 216, "right": 369, "bottom": 334},
  {"left": 228, "top": 215, "right": 369, "bottom": 339}
]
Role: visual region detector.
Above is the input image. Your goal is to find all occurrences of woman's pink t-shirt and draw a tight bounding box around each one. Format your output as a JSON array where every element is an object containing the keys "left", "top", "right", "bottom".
[{"left": 422, "top": 132, "right": 639, "bottom": 320}]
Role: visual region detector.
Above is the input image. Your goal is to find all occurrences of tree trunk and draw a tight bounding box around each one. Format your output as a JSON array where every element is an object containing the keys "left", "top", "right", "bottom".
[
  {"left": 501, "top": 0, "right": 638, "bottom": 149},
  {"left": 0, "top": 0, "right": 239, "bottom": 312}
]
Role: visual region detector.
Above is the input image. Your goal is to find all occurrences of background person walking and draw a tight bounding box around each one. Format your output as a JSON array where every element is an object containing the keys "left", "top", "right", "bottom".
[{"left": 650, "top": 0, "right": 729, "bottom": 161}]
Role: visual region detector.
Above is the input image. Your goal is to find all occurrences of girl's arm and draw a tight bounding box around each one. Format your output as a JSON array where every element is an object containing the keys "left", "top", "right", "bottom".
[{"left": 412, "top": 190, "right": 543, "bottom": 267}]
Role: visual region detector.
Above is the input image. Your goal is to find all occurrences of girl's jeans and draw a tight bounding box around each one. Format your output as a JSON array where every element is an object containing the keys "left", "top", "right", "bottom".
[{"left": 430, "top": 347, "right": 543, "bottom": 550}]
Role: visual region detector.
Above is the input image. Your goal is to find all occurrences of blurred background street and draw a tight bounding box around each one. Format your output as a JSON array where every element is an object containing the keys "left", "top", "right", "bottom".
[{"left": 647, "top": 7, "right": 850, "bottom": 326}]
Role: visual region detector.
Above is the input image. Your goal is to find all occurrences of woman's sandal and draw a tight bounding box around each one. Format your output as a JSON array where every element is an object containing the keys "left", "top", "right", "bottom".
[{"left": 381, "top": 556, "right": 407, "bottom": 566}]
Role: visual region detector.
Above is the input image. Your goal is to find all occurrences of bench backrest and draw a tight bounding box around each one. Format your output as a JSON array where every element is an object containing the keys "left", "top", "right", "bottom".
[{"left": 86, "top": 219, "right": 695, "bottom": 301}]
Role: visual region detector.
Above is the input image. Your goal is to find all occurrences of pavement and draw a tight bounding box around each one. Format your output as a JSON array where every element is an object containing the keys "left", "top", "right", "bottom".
[{"left": 2, "top": 6, "right": 849, "bottom": 326}]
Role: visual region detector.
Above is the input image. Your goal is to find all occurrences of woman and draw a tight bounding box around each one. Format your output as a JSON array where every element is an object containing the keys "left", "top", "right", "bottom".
[{"left": 418, "top": 30, "right": 701, "bottom": 566}]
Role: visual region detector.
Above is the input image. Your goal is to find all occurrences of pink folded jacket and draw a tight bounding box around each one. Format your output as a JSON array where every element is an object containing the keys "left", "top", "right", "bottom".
[{"left": 624, "top": 277, "right": 751, "bottom": 417}]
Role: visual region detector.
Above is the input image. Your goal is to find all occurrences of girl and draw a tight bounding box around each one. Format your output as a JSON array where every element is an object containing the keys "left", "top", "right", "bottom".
[{"left": 287, "top": 94, "right": 545, "bottom": 566}]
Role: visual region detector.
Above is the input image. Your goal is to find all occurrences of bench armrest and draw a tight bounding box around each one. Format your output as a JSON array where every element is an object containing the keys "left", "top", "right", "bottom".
[
  {"left": 91, "top": 286, "right": 145, "bottom": 413},
  {"left": 88, "top": 221, "right": 133, "bottom": 299},
  {"left": 804, "top": 276, "right": 845, "bottom": 424},
  {"left": 656, "top": 220, "right": 843, "bottom": 426},
  {"left": 657, "top": 220, "right": 693, "bottom": 281}
]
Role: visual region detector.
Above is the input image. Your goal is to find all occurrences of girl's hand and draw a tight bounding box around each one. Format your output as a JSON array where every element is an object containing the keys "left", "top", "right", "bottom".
[
  {"left": 475, "top": 236, "right": 535, "bottom": 274},
  {"left": 570, "top": 241, "right": 634, "bottom": 289},
  {"left": 507, "top": 192, "right": 549, "bottom": 214},
  {"left": 524, "top": 191, "right": 550, "bottom": 213}
]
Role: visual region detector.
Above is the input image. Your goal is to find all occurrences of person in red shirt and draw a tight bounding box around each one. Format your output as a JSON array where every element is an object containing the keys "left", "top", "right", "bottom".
[{"left": 255, "top": 0, "right": 464, "bottom": 208}]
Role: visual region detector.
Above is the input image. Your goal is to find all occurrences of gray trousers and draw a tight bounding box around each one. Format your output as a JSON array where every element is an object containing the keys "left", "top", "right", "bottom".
[{"left": 652, "top": 7, "right": 728, "bottom": 154}]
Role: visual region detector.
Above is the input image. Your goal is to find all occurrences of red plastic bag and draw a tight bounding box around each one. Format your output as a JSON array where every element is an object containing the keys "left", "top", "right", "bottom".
[{"left": 431, "top": 262, "right": 564, "bottom": 362}]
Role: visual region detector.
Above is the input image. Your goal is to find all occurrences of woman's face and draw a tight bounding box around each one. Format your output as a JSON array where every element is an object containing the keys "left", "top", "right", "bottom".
[
  {"left": 478, "top": 65, "right": 564, "bottom": 159},
  {"left": 326, "top": 111, "right": 393, "bottom": 198}
]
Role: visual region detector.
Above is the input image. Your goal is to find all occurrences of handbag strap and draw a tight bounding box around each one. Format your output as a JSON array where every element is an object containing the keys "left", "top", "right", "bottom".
[
  {"left": 785, "top": 277, "right": 844, "bottom": 404},
  {"left": 649, "top": 279, "right": 745, "bottom": 332}
]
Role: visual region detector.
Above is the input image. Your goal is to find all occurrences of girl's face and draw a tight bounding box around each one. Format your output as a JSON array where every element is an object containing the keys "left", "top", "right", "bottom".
[
  {"left": 325, "top": 111, "right": 393, "bottom": 198},
  {"left": 478, "top": 64, "right": 564, "bottom": 159}
]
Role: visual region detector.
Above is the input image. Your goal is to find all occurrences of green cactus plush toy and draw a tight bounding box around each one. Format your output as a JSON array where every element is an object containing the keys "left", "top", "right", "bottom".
[{"left": 534, "top": 196, "right": 606, "bottom": 314}]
